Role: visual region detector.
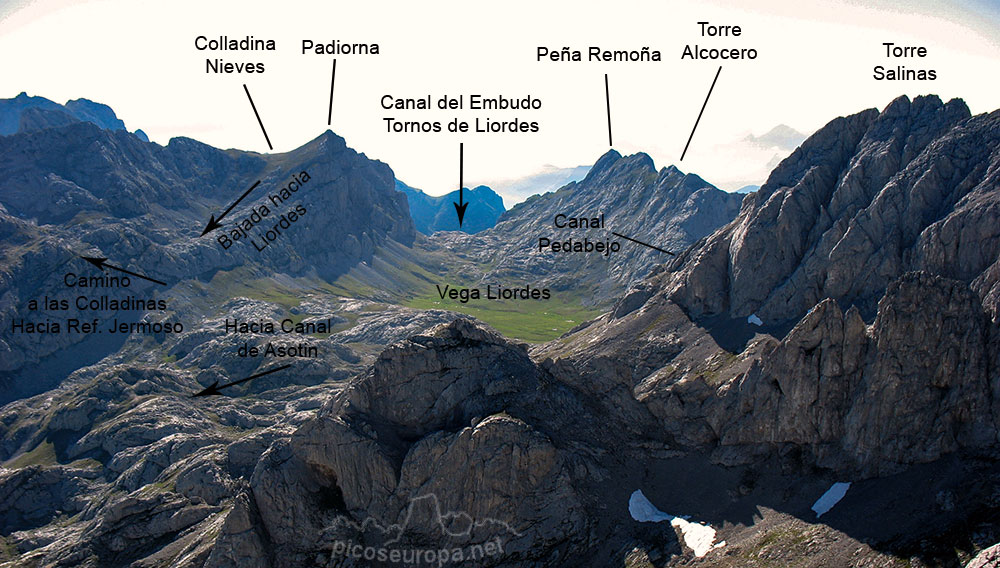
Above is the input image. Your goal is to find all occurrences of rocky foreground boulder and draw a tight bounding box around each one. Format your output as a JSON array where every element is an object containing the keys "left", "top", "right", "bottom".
[{"left": 237, "top": 319, "right": 598, "bottom": 566}]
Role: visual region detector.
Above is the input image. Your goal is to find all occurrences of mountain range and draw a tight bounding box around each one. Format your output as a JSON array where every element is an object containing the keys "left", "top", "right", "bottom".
[
  {"left": 0, "top": 92, "right": 148, "bottom": 141},
  {"left": 0, "top": 119, "right": 415, "bottom": 401},
  {"left": 433, "top": 150, "right": 744, "bottom": 304},
  {"left": 1, "top": 94, "right": 999, "bottom": 568}
]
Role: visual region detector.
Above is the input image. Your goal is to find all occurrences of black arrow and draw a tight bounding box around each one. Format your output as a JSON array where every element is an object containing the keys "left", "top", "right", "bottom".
[
  {"left": 605, "top": 73, "right": 613, "bottom": 147},
  {"left": 453, "top": 142, "right": 468, "bottom": 227},
  {"left": 680, "top": 65, "right": 722, "bottom": 161},
  {"left": 610, "top": 231, "right": 675, "bottom": 255},
  {"left": 191, "top": 364, "right": 292, "bottom": 397},
  {"left": 201, "top": 180, "right": 262, "bottom": 236},
  {"left": 244, "top": 84, "right": 273, "bottom": 151},
  {"left": 81, "top": 256, "right": 167, "bottom": 285},
  {"left": 327, "top": 58, "right": 337, "bottom": 126}
]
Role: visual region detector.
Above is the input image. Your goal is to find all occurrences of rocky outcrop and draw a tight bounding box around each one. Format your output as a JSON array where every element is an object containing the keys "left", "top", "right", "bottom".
[
  {"left": 340, "top": 318, "right": 539, "bottom": 436},
  {"left": 967, "top": 542, "right": 1000, "bottom": 568},
  {"left": 0, "top": 465, "right": 101, "bottom": 533},
  {"left": 250, "top": 319, "right": 598, "bottom": 564},
  {"left": 0, "top": 354, "right": 339, "bottom": 566},
  {"left": 329, "top": 303, "right": 460, "bottom": 345},
  {"left": 711, "top": 272, "right": 997, "bottom": 476},
  {"left": 203, "top": 493, "right": 271, "bottom": 568}
]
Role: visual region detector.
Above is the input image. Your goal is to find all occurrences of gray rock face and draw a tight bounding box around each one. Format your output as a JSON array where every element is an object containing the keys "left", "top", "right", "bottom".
[
  {"left": 347, "top": 318, "right": 540, "bottom": 436},
  {"left": 712, "top": 272, "right": 997, "bottom": 476},
  {"left": 539, "top": 96, "right": 1000, "bottom": 482},
  {"left": 666, "top": 95, "right": 1000, "bottom": 325},
  {"left": 329, "top": 303, "right": 460, "bottom": 345},
  {"left": 0, "top": 465, "right": 100, "bottom": 533},
  {"left": 204, "top": 493, "right": 270, "bottom": 568}
]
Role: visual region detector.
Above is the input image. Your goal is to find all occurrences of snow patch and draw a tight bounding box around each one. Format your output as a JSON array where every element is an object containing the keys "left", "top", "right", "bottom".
[
  {"left": 811, "top": 482, "right": 851, "bottom": 518},
  {"left": 629, "top": 490, "right": 723, "bottom": 557},
  {"left": 747, "top": 313, "right": 763, "bottom": 326}
]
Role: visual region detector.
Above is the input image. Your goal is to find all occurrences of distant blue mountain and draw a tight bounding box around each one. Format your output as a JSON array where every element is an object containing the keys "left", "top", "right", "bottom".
[
  {"left": 396, "top": 180, "right": 505, "bottom": 234},
  {"left": 0, "top": 92, "right": 148, "bottom": 140},
  {"left": 487, "top": 164, "right": 591, "bottom": 204}
]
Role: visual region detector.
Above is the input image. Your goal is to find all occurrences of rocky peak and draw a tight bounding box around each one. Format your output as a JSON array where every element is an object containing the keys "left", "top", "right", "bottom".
[
  {"left": 582, "top": 150, "right": 656, "bottom": 187},
  {"left": 584, "top": 148, "right": 623, "bottom": 178},
  {"left": 666, "top": 94, "right": 991, "bottom": 323},
  {"left": 0, "top": 120, "right": 418, "bottom": 386},
  {"left": 0, "top": 93, "right": 146, "bottom": 139},
  {"left": 396, "top": 180, "right": 506, "bottom": 234},
  {"left": 64, "top": 98, "right": 128, "bottom": 132},
  {"left": 302, "top": 128, "right": 349, "bottom": 155}
]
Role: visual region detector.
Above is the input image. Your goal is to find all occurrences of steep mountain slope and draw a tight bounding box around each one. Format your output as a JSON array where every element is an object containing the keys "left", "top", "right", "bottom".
[
  {"left": 522, "top": 96, "right": 1000, "bottom": 564},
  {"left": 534, "top": 95, "right": 1000, "bottom": 483},
  {"left": 667, "top": 95, "right": 995, "bottom": 324},
  {"left": 436, "top": 150, "right": 744, "bottom": 304},
  {"left": 0, "top": 112, "right": 464, "bottom": 565},
  {"left": 395, "top": 180, "right": 505, "bottom": 234}
]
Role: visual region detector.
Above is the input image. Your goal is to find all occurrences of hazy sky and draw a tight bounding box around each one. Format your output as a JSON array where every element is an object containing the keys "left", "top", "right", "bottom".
[{"left": 1, "top": 0, "right": 997, "bottom": 201}]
